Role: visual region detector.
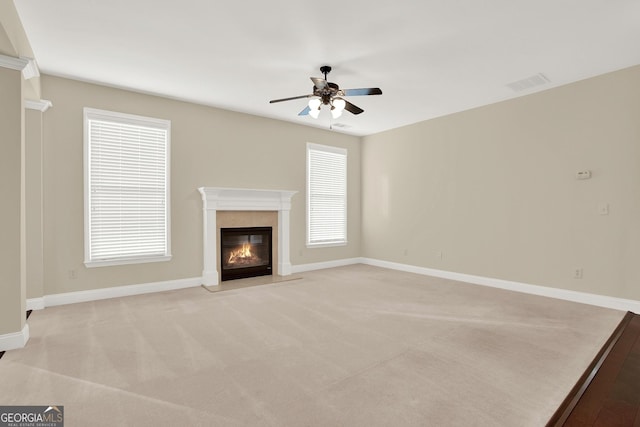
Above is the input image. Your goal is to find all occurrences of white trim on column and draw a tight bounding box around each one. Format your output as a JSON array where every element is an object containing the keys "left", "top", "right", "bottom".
[
  {"left": 26, "top": 297, "right": 45, "bottom": 311},
  {"left": 0, "top": 324, "right": 30, "bottom": 352},
  {"left": 0, "top": 54, "right": 28, "bottom": 71},
  {"left": 198, "top": 187, "right": 297, "bottom": 287},
  {"left": 25, "top": 99, "right": 53, "bottom": 112},
  {"left": 0, "top": 55, "right": 39, "bottom": 79},
  {"left": 278, "top": 208, "right": 293, "bottom": 276},
  {"left": 22, "top": 58, "right": 39, "bottom": 80}
]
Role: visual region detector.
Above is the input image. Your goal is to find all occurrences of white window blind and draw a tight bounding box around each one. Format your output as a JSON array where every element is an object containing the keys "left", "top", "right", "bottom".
[
  {"left": 307, "top": 143, "right": 347, "bottom": 246},
  {"left": 84, "top": 108, "right": 171, "bottom": 267}
]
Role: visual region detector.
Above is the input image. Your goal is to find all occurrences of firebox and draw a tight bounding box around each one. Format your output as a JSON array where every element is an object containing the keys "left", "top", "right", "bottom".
[{"left": 220, "top": 227, "right": 272, "bottom": 281}]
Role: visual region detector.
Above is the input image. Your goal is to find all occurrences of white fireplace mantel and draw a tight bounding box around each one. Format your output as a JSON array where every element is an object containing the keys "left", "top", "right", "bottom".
[{"left": 198, "top": 187, "right": 297, "bottom": 286}]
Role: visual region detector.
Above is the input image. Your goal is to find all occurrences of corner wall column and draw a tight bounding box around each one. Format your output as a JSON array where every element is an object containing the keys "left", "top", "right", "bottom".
[
  {"left": 0, "top": 58, "right": 27, "bottom": 351},
  {"left": 25, "top": 100, "right": 52, "bottom": 311}
]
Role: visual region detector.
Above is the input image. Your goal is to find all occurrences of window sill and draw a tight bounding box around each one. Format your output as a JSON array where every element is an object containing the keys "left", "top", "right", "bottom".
[
  {"left": 85, "top": 255, "right": 172, "bottom": 268},
  {"left": 306, "top": 241, "right": 347, "bottom": 249}
]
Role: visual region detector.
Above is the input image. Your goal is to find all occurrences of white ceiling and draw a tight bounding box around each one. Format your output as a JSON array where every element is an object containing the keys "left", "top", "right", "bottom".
[{"left": 14, "top": 0, "right": 640, "bottom": 136}]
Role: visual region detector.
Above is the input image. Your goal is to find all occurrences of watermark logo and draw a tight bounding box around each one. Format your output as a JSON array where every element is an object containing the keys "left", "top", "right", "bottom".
[{"left": 0, "top": 405, "right": 64, "bottom": 427}]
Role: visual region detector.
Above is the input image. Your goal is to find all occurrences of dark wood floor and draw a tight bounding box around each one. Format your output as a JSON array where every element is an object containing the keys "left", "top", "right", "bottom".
[{"left": 548, "top": 311, "right": 640, "bottom": 426}]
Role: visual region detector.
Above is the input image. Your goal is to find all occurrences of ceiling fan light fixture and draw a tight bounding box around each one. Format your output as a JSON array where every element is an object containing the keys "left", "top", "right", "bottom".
[
  {"left": 308, "top": 98, "right": 321, "bottom": 119},
  {"left": 330, "top": 97, "right": 346, "bottom": 119},
  {"left": 332, "top": 98, "right": 346, "bottom": 111},
  {"left": 308, "top": 97, "right": 321, "bottom": 109}
]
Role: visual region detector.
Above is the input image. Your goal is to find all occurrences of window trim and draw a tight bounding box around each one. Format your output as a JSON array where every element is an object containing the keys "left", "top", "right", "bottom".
[
  {"left": 306, "top": 142, "right": 348, "bottom": 248},
  {"left": 83, "top": 107, "right": 172, "bottom": 268}
]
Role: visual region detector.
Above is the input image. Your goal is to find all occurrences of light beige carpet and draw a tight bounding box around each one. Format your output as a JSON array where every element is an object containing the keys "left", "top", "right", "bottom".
[{"left": 0, "top": 265, "right": 625, "bottom": 426}]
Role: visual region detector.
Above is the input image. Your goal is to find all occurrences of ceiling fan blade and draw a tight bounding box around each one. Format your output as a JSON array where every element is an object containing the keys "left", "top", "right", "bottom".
[
  {"left": 342, "top": 88, "right": 383, "bottom": 96},
  {"left": 344, "top": 100, "right": 364, "bottom": 115},
  {"left": 269, "top": 94, "right": 311, "bottom": 104},
  {"left": 298, "top": 106, "right": 311, "bottom": 116},
  {"left": 311, "top": 77, "right": 327, "bottom": 90}
]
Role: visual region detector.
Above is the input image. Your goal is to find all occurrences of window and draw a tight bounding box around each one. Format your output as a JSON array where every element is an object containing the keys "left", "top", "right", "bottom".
[
  {"left": 307, "top": 143, "right": 347, "bottom": 247},
  {"left": 84, "top": 108, "right": 171, "bottom": 267}
]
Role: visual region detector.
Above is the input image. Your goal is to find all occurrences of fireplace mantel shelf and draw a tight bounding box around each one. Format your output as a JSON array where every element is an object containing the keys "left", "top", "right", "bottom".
[{"left": 198, "top": 187, "right": 297, "bottom": 286}]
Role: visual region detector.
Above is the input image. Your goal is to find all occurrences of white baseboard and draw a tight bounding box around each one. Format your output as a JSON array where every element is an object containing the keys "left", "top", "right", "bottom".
[
  {"left": 42, "top": 277, "right": 202, "bottom": 308},
  {"left": 291, "top": 257, "right": 363, "bottom": 274},
  {"left": 26, "top": 297, "right": 45, "bottom": 311},
  {"left": 23, "top": 260, "right": 640, "bottom": 314},
  {"left": 361, "top": 258, "right": 640, "bottom": 313},
  {"left": 0, "top": 323, "right": 30, "bottom": 352}
]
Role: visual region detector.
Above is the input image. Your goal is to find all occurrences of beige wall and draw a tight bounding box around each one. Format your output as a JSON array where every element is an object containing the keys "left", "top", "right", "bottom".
[
  {"left": 0, "top": 2, "right": 18, "bottom": 57},
  {"left": 40, "top": 75, "right": 361, "bottom": 296},
  {"left": 362, "top": 65, "right": 640, "bottom": 301},
  {"left": 35, "top": 66, "right": 640, "bottom": 303},
  {"left": 0, "top": 25, "right": 15, "bottom": 56},
  {"left": 0, "top": 66, "right": 25, "bottom": 335}
]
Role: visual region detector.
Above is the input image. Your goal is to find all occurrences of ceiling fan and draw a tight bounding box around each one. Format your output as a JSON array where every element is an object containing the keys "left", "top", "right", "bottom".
[{"left": 269, "top": 65, "right": 382, "bottom": 119}]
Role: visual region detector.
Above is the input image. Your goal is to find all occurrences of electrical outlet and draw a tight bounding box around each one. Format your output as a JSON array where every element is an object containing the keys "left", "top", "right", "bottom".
[
  {"left": 574, "top": 268, "right": 583, "bottom": 279},
  {"left": 437, "top": 250, "right": 443, "bottom": 259},
  {"left": 403, "top": 248, "right": 408, "bottom": 256},
  {"left": 598, "top": 203, "right": 609, "bottom": 215},
  {"left": 68, "top": 269, "right": 77, "bottom": 279}
]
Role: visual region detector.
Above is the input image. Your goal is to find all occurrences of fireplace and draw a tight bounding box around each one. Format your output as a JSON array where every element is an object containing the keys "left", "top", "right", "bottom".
[
  {"left": 198, "top": 187, "right": 296, "bottom": 287},
  {"left": 220, "top": 227, "right": 272, "bottom": 281}
]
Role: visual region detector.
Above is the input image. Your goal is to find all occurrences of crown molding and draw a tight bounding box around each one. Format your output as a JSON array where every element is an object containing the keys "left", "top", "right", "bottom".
[
  {"left": 0, "top": 53, "right": 28, "bottom": 71},
  {"left": 25, "top": 99, "right": 53, "bottom": 112},
  {"left": 22, "top": 57, "right": 39, "bottom": 80}
]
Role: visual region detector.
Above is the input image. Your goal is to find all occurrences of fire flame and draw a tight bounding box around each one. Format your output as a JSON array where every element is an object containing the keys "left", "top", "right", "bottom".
[{"left": 228, "top": 243, "right": 253, "bottom": 264}]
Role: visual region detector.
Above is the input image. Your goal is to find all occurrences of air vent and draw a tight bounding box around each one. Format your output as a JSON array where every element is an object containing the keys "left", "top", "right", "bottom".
[
  {"left": 331, "top": 123, "right": 351, "bottom": 129},
  {"left": 506, "top": 73, "right": 550, "bottom": 92}
]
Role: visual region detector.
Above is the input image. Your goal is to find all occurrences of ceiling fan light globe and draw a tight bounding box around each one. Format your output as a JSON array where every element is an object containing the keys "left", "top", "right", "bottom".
[
  {"left": 308, "top": 98, "right": 321, "bottom": 110},
  {"left": 309, "top": 108, "right": 320, "bottom": 119},
  {"left": 331, "top": 108, "right": 343, "bottom": 119},
  {"left": 332, "top": 98, "right": 346, "bottom": 112}
]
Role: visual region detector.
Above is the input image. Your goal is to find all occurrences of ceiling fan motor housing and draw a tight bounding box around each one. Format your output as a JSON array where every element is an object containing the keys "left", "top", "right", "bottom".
[{"left": 315, "top": 82, "right": 340, "bottom": 104}]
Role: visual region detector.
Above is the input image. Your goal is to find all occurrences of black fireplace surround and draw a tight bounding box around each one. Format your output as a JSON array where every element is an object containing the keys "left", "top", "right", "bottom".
[{"left": 220, "top": 227, "right": 272, "bottom": 281}]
